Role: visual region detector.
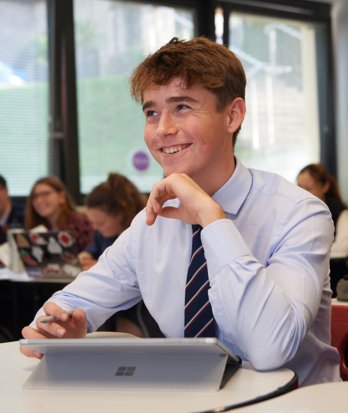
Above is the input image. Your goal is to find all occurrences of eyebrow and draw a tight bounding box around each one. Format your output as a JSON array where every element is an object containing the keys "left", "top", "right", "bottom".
[{"left": 142, "top": 95, "right": 199, "bottom": 112}]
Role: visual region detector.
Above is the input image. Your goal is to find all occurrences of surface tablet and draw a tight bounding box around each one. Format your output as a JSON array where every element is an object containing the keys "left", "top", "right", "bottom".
[{"left": 20, "top": 337, "right": 241, "bottom": 392}]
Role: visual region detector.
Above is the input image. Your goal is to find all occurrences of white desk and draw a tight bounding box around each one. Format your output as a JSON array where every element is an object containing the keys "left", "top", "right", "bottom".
[
  {"left": 232, "top": 381, "right": 348, "bottom": 412},
  {"left": 1, "top": 341, "right": 296, "bottom": 413}
]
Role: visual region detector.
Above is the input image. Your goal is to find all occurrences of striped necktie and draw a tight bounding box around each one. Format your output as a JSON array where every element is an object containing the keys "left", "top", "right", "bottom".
[{"left": 184, "top": 224, "right": 215, "bottom": 337}]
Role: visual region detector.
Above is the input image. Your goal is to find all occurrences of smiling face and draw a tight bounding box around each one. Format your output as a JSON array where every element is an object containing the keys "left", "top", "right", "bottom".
[
  {"left": 143, "top": 78, "right": 245, "bottom": 194},
  {"left": 31, "top": 183, "right": 66, "bottom": 225}
]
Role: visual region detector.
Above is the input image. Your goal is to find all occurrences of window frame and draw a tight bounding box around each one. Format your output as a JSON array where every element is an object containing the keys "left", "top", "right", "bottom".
[{"left": 216, "top": 0, "right": 336, "bottom": 175}]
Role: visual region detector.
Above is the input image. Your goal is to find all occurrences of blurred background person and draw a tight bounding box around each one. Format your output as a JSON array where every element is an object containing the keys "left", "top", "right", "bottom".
[
  {"left": 79, "top": 172, "right": 162, "bottom": 338},
  {"left": 79, "top": 172, "right": 146, "bottom": 270},
  {"left": 297, "top": 163, "right": 348, "bottom": 296},
  {"left": 0, "top": 174, "right": 24, "bottom": 245},
  {"left": 24, "top": 176, "right": 93, "bottom": 252},
  {"left": 296, "top": 163, "right": 348, "bottom": 258}
]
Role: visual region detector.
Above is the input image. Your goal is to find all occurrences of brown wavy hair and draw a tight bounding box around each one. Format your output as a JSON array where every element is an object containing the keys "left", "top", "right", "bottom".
[
  {"left": 85, "top": 173, "right": 146, "bottom": 230},
  {"left": 130, "top": 36, "right": 246, "bottom": 146},
  {"left": 24, "top": 176, "right": 78, "bottom": 230}
]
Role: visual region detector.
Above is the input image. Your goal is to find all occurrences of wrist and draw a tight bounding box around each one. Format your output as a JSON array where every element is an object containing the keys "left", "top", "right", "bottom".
[{"left": 198, "top": 203, "right": 226, "bottom": 228}]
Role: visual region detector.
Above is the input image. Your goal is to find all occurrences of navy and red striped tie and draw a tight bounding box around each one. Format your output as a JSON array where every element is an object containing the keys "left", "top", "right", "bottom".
[{"left": 184, "top": 224, "right": 215, "bottom": 337}]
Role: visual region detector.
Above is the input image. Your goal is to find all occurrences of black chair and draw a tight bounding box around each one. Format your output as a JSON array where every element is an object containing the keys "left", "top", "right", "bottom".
[
  {"left": 0, "top": 326, "right": 15, "bottom": 343},
  {"left": 330, "top": 257, "right": 348, "bottom": 297}
]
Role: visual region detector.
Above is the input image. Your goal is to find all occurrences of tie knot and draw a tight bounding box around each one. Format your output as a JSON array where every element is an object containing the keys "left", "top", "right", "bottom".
[{"left": 192, "top": 224, "right": 202, "bottom": 234}]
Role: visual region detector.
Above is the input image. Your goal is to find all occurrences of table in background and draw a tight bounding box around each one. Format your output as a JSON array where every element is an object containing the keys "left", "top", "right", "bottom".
[
  {"left": 0, "top": 269, "right": 69, "bottom": 340},
  {"left": 0, "top": 341, "right": 297, "bottom": 413}
]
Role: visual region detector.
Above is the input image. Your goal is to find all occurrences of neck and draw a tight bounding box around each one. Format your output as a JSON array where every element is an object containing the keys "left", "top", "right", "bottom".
[
  {"left": 46, "top": 212, "right": 59, "bottom": 230},
  {"left": 196, "top": 157, "right": 236, "bottom": 196}
]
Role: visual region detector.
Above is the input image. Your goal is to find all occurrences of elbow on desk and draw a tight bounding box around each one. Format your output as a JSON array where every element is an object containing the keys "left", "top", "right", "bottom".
[
  {"left": 245, "top": 334, "right": 300, "bottom": 371},
  {"left": 247, "top": 347, "right": 295, "bottom": 371},
  {"left": 249, "top": 355, "right": 288, "bottom": 372}
]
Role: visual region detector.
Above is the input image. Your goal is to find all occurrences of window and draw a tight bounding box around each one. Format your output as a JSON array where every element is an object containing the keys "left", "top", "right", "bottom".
[
  {"left": 73, "top": 0, "right": 196, "bottom": 193},
  {"left": 0, "top": 0, "right": 48, "bottom": 195},
  {"left": 216, "top": 2, "right": 332, "bottom": 183},
  {"left": 0, "top": 0, "right": 333, "bottom": 197}
]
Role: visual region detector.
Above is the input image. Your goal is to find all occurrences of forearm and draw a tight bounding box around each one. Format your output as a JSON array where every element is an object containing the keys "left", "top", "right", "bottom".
[{"left": 203, "top": 218, "right": 331, "bottom": 369}]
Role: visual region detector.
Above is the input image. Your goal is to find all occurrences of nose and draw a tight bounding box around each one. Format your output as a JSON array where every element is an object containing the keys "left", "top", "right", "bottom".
[{"left": 156, "top": 112, "right": 178, "bottom": 137}]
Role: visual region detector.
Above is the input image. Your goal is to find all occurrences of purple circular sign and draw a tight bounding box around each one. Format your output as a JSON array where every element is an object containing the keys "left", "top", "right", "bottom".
[{"left": 132, "top": 150, "right": 150, "bottom": 172}]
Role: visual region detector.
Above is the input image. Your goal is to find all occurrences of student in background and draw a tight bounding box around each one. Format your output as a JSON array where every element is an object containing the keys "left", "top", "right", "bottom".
[
  {"left": 0, "top": 174, "right": 24, "bottom": 245},
  {"left": 24, "top": 176, "right": 93, "bottom": 252},
  {"left": 296, "top": 163, "right": 348, "bottom": 258},
  {"left": 78, "top": 172, "right": 146, "bottom": 270},
  {"left": 79, "top": 172, "right": 150, "bottom": 337}
]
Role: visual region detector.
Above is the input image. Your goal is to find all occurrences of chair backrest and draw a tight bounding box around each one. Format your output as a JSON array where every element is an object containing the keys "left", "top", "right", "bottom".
[
  {"left": 331, "top": 303, "right": 348, "bottom": 380},
  {"left": 330, "top": 258, "right": 348, "bottom": 297}
]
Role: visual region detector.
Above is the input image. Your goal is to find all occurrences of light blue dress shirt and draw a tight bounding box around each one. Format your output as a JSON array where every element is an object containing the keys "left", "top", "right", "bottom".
[{"left": 47, "top": 159, "right": 340, "bottom": 386}]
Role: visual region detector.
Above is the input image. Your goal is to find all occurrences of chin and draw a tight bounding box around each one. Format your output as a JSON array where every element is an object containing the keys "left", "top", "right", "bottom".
[{"left": 162, "top": 165, "right": 190, "bottom": 177}]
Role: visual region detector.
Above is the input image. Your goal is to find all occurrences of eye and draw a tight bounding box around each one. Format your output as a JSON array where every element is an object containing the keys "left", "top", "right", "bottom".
[
  {"left": 145, "top": 110, "right": 157, "bottom": 118},
  {"left": 176, "top": 104, "right": 189, "bottom": 111}
]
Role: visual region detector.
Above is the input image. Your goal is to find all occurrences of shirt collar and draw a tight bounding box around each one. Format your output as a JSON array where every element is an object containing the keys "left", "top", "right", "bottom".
[{"left": 212, "top": 158, "right": 252, "bottom": 216}]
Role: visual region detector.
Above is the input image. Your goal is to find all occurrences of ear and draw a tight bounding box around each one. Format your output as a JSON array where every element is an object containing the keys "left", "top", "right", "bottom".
[{"left": 225, "top": 97, "right": 246, "bottom": 134}]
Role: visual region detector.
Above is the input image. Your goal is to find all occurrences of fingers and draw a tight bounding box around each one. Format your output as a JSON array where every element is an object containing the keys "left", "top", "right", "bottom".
[
  {"left": 78, "top": 252, "right": 94, "bottom": 267},
  {"left": 145, "top": 200, "right": 158, "bottom": 226},
  {"left": 146, "top": 182, "right": 174, "bottom": 225},
  {"left": 20, "top": 305, "right": 88, "bottom": 359},
  {"left": 146, "top": 174, "right": 188, "bottom": 225},
  {"left": 146, "top": 173, "right": 222, "bottom": 226},
  {"left": 38, "top": 307, "right": 87, "bottom": 339},
  {"left": 81, "top": 259, "right": 96, "bottom": 271},
  {"left": 42, "top": 302, "right": 71, "bottom": 323},
  {"left": 20, "top": 326, "right": 48, "bottom": 359}
]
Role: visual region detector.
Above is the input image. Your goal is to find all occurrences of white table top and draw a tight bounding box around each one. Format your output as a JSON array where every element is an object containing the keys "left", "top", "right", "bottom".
[
  {"left": 1, "top": 341, "right": 297, "bottom": 413},
  {"left": 232, "top": 381, "right": 348, "bottom": 412}
]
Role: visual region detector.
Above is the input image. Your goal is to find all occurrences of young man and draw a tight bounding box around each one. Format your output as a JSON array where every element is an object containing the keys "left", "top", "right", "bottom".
[{"left": 20, "top": 37, "right": 340, "bottom": 386}]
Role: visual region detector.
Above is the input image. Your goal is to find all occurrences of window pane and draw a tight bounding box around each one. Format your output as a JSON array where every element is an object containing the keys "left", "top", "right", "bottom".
[
  {"left": 74, "top": 0, "right": 195, "bottom": 193},
  {"left": 228, "top": 12, "right": 321, "bottom": 183},
  {"left": 0, "top": 0, "right": 48, "bottom": 195}
]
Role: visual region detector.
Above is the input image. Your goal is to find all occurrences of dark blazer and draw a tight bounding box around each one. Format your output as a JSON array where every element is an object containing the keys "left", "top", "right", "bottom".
[{"left": 0, "top": 203, "right": 24, "bottom": 245}]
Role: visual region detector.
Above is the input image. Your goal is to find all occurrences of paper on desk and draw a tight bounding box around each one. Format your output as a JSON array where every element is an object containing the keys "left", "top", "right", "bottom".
[{"left": 30, "top": 225, "right": 49, "bottom": 234}]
